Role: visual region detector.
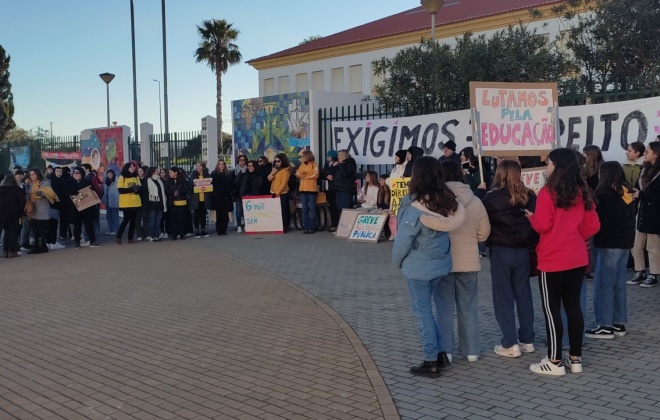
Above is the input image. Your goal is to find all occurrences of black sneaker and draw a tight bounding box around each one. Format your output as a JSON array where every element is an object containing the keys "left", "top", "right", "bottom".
[
  {"left": 628, "top": 271, "right": 647, "bottom": 285},
  {"left": 409, "top": 361, "right": 440, "bottom": 378},
  {"left": 640, "top": 275, "right": 658, "bottom": 288},
  {"left": 437, "top": 352, "right": 452, "bottom": 369},
  {"left": 612, "top": 324, "right": 627, "bottom": 337},
  {"left": 585, "top": 326, "right": 614, "bottom": 339},
  {"left": 201, "top": 231, "right": 209, "bottom": 238},
  {"left": 74, "top": 243, "right": 81, "bottom": 249},
  {"left": 90, "top": 242, "right": 101, "bottom": 248}
]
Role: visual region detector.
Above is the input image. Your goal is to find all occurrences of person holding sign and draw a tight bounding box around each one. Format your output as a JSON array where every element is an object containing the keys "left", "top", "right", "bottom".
[
  {"left": 296, "top": 151, "right": 320, "bottom": 234},
  {"left": 526, "top": 148, "right": 600, "bottom": 376},
  {"left": 189, "top": 162, "right": 213, "bottom": 238},
  {"left": 26, "top": 168, "right": 59, "bottom": 254},
  {"left": 66, "top": 167, "right": 100, "bottom": 249},
  {"left": 392, "top": 157, "right": 466, "bottom": 378},
  {"left": 482, "top": 161, "right": 538, "bottom": 359}
]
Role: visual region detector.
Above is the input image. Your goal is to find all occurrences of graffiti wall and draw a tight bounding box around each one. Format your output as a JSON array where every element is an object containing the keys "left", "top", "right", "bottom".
[
  {"left": 232, "top": 92, "right": 310, "bottom": 165},
  {"left": 80, "top": 126, "right": 130, "bottom": 175}
]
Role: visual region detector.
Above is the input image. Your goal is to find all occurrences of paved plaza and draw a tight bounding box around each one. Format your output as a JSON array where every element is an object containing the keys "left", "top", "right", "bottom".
[{"left": 1, "top": 227, "right": 660, "bottom": 419}]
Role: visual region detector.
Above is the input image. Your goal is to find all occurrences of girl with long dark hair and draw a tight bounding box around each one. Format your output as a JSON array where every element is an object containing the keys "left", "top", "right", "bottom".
[
  {"left": 67, "top": 167, "right": 101, "bottom": 249},
  {"left": 587, "top": 162, "right": 635, "bottom": 339},
  {"left": 392, "top": 157, "right": 466, "bottom": 377},
  {"left": 482, "top": 160, "right": 538, "bottom": 359},
  {"left": 26, "top": 168, "right": 59, "bottom": 254},
  {"left": 583, "top": 145, "right": 604, "bottom": 192},
  {"left": 630, "top": 141, "right": 660, "bottom": 287},
  {"left": 103, "top": 169, "right": 119, "bottom": 235},
  {"left": 166, "top": 167, "right": 190, "bottom": 240},
  {"left": 144, "top": 167, "right": 167, "bottom": 242},
  {"left": 0, "top": 174, "right": 26, "bottom": 258},
  {"left": 526, "top": 148, "right": 600, "bottom": 376},
  {"left": 116, "top": 162, "right": 142, "bottom": 244},
  {"left": 189, "top": 161, "right": 212, "bottom": 238}
]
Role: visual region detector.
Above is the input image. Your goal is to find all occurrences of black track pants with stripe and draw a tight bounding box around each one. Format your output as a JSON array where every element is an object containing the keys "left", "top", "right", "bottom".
[{"left": 538, "top": 267, "right": 586, "bottom": 360}]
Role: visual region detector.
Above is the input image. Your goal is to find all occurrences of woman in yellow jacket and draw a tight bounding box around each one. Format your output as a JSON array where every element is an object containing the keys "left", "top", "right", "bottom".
[
  {"left": 296, "top": 151, "right": 320, "bottom": 233},
  {"left": 116, "top": 162, "right": 142, "bottom": 244},
  {"left": 268, "top": 153, "right": 292, "bottom": 232}
]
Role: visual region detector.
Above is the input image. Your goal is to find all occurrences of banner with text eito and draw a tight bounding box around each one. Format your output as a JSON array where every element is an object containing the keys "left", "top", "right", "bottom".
[
  {"left": 390, "top": 177, "right": 411, "bottom": 216},
  {"left": 470, "top": 82, "right": 559, "bottom": 157},
  {"left": 242, "top": 195, "right": 283, "bottom": 234}
]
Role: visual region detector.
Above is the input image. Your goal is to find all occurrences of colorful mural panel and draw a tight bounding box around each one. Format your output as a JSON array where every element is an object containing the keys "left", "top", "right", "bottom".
[{"left": 232, "top": 92, "right": 310, "bottom": 165}]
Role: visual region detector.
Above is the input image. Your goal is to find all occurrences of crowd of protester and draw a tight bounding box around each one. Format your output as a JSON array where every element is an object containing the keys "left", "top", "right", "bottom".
[
  {"left": 393, "top": 139, "right": 660, "bottom": 378},
  {"left": 1, "top": 137, "right": 659, "bottom": 380}
]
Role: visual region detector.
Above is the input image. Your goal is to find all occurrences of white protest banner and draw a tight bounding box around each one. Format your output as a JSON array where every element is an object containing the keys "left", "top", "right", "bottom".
[
  {"left": 193, "top": 177, "right": 213, "bottom": 194},
  {"left": 336, "top": 208, "right": 368, "bottom": 239},
  {"left": 242, "top": 195, "right": 283, "bottom": 234},
  {"left": 470, "top": 82, "right": 558, "bottom": 157},
  {"left": 390, "top": 177, "right": 410, "bottom": 216},
  {"left": 522, "top": 168, "right": 547, "bottom": 194},
  {"left": 348, "top": 213, "right": 388, "bottom": 243},
  {"left": 331, "top": 97, "right": 660, "bottom": 165}
]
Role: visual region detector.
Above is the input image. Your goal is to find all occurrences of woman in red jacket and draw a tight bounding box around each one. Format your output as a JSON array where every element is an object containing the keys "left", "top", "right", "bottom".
[{"left": 526, "top": 148, "right": 600, "bottom": 376}]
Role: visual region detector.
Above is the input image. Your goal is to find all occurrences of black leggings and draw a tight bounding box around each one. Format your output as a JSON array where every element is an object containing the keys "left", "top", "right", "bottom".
[
  {"left": 74, "top": 215, "right": 96, "bottom": 244},
  {"left": 539, "top": 266, "right": 586, "bottom": 360},
  {"left": 194, "top": 201, "right": 207, "bottom": 230},
  {"left": 31, "top": 219, "right": 48, "bottom": 252},
  {"left": 117, "top": 207, "right": 139, "bottom": 240}
]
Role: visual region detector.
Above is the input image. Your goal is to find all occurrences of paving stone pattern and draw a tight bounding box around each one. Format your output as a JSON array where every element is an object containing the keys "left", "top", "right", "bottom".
[
  {"left": 0, "top": 240, "right": 393, "bottom": 419},
  {"left": 203, "top": 230, "right": 660, "bottom": 420}
]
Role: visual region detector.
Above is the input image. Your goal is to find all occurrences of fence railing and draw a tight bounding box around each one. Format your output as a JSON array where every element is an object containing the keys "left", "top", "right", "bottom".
[
  {"left": 149, "top": 131, "right": 202, "bottom": 175},
  {"left": 0, "top": 135, "right": 79, "bottom": 172}
]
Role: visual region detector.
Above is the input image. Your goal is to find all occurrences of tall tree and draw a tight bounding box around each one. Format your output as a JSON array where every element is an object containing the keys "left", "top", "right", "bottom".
[
  {"left": 0, "top": 45, "right": 15, "bottom": 142},
  {"left": 194, "top": 19, "right": 242, "bottom": 154}
]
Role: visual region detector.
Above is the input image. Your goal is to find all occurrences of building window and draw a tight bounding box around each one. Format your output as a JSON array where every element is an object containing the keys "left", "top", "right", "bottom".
[
  {"left": 370, "top": 63, "right": 385, "bottom": 96},
  {"left": 312, "top": 71, "right": 324, "bottom": 91},
  {"left": 349, "top": 65, "right": 362, "bottom": 94},
  {"left": 278, "top": 76, "right": 290, "bottom": 94},
  {"left": 331, "top": 67, "right": 344, "bottom": 93},
  {"left": 264, "top": 78, "right": 275, "bottom": 96},
  {"left": 296, "top": 73, "right": 308, "bottom": 92}
]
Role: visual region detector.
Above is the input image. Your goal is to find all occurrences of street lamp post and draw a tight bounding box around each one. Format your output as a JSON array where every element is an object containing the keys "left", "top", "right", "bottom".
[
  {"left": 153, "top": 79, "right": 163, "bottom": 139},
  {"left": 99, "top": 72, "right": 115, "bottom": 127},
  {"left": 420, "top": 0, "right": 446, "bottom": 40}
]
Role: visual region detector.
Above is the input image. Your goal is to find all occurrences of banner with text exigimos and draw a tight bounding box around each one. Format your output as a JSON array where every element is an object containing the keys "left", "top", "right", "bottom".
[
  {"left": 470, "top": 82, "right": 559, "bottom": 157},
  {"left": 390, "top": 177, "right": 411, "bottom": 216}
]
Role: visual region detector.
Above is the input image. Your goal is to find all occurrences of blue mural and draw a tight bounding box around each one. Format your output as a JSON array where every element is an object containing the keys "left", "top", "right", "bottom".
[{"left": 232, "top": 92, "right": 310, "bottom": 164}]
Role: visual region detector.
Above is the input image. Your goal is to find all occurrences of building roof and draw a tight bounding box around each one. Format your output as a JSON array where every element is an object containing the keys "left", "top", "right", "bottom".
[{"left": 248, "top": 0, "right": 562, "bottom": 64}]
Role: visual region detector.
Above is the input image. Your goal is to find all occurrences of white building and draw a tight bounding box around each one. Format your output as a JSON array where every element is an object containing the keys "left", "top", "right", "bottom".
[{"left": 248, "top": 0, "right": 566, "bottom": 97}]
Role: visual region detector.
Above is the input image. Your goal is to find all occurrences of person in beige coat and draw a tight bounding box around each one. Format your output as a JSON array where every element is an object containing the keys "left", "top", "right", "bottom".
[{"left": 436, "top": 160, "right": 491, "bottom": 362}]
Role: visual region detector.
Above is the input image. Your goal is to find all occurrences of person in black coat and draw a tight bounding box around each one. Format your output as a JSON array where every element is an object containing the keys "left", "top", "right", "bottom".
[
  {"left": 166, "top": 167, "right": 191, "bottom": 240},
  {"left": 258, "top": 156, "right": 273, "bottom": 193},
  {"left": 66, "top": 167, "right": 99, "bottom": 248},
  {"left": 587, "top": 161, "right": 636, "bottom": 338},
  {"left": 0, "top": 174, "right": 26, "bottom": 257},
  {"left": 321, "top": 150, "right": 339, "bottom": 230},
  {"left": 403, "top": 146, "right": 424, "bottom": 177},
  {"left": 631, "top": 141, "right": 660, "bottom": 287},
  {"left": 211, "top": 160, "right": 235, "bottom": 235},
  {"left": 439, "top": 140, "right": 461, "bottom": 165},
  {"left": 332, "top": 150, "right": 357, "bottom": 212}
]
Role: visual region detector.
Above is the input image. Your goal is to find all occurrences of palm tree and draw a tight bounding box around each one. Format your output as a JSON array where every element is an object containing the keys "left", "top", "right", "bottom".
[{"left": 194, "top": 19, "right": 242, "bottom": 150}]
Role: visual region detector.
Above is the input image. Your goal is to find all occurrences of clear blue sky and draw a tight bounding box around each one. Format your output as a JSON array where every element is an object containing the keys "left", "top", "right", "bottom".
[{"left": 1, "top": 0, "right": 410, "bottom": 139}]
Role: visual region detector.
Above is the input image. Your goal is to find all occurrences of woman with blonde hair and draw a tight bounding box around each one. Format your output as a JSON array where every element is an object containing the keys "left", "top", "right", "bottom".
[
  {"left": 296, "top": 150, "right": 320, "bottom": 233},
  {"left": 482, "top": 160, "right": 539, "bottom": 359},
  {"left": 583, "top": 145, "right": 604, "bottom": 192}
]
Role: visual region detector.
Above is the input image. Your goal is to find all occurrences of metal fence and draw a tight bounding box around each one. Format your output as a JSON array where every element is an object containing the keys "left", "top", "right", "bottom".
[
  {"left": 0, "top": 135, "right": 79, "bottom": 172},
  {"left": 149, "top": 131, "right": 202, "bottom": 175}
]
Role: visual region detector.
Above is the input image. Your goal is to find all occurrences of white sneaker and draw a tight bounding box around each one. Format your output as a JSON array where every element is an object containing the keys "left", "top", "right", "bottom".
[
  {"left": 530, "top": 357, "right": 566, "bottom": 376},
  {"left": 50, "top": 242, "right": 65, "bottom": 250},
  {"left": 80, "top": 240, "right": 90, "bottom": 247},
  {"left": 136, "top": 237, "right": 143, "bottom": 241},
  {"left": 519, "top": 342, "right": 536, "bottom": 353},
  {"left": 146, "top": 236, "right": 151, "bottom": 241},
  {"left": 237, "top": 226, "right": 243, "bottom": 233},
  {"left": 494, "top": 344, "right": 522, "bottom": 358},
  {"left": 162, "top": 233, "right": 169, "bottom": 239},
  {"left": 185, "top": 233, "right": 193, "bottom": 237},
  {"left": 565, "top": 356, "right": 582, "bottom": 373},
  {"left": 467, "top": 355, "right": 479, "bottom": 362}
]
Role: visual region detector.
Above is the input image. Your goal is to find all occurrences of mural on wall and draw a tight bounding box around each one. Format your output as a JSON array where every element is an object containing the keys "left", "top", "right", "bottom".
[{"left": 232, "top": 92, "right": 310, "bottom": 165}]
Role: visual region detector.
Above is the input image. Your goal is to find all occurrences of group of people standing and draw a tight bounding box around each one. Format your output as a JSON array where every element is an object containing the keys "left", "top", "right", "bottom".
[{"left": 393, "top": 139, "right": 660, "bottom": 378}]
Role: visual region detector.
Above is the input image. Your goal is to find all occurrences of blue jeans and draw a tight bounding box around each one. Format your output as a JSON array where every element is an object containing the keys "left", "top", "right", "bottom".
[
  {"left": 490, "top": 246, "right": 535, "bottom": 348},
  {"left": 148, "top": 209, "right": 164, "bottom": 240},
  {"left": 335, "top": 191, "right": 352, "bottom": 212},
  {"left": 593, "top": 248, "right": 628, "bottom": 327},
  {"left": 106, "top": 207, "right": 119, "bottom": 233},
  {"left": 301, "top": 193, "right": 318, "bottom": 231},
  {"left": 235, "top": 198, "right": 244, "bottom": 227},
  {"left": 435, "top": 272, "right": 480, "bottom": 356},
  {"left": 407, "top": 278, "right": 443, "bottom": 360}
]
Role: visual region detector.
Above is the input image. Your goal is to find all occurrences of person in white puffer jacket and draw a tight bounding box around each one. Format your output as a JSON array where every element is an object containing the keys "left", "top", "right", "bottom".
[{"left": 436, "top": 160, "right": 491, "bottom": 362}]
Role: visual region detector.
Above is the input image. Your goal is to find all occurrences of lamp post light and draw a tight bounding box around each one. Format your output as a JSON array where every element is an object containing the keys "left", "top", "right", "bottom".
[
  {"left": 153, "top": 79, "right": 163, "bottom": 139},
  {"left": 99, "top": 72, "right": 115, "bottom": 127},
  {"left": 420, "top": 0, "right": 446, "bottom": 40}
]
